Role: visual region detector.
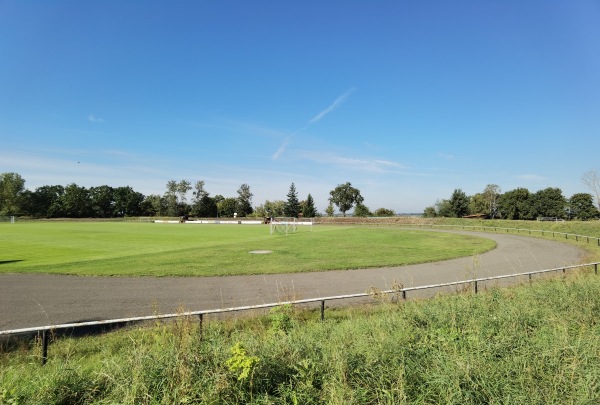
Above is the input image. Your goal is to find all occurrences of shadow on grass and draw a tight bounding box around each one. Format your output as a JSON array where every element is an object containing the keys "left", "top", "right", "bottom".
[{"left": 0, "top": 260, "right": 24, "bottom": 265}]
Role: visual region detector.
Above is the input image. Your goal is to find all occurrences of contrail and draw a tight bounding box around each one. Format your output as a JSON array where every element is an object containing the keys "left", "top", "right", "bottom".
[
  {"left": 271, "top": 126, "right": 307, "bottom": 160},
  {"left": 308, "top": 87, "right": 356, "bottom": 124},
  {"left": 272, "top": 87, "right": 356, "bottom": 160},
  {"left": 272, "top": 136, "right": 292, "bottom": 160}
]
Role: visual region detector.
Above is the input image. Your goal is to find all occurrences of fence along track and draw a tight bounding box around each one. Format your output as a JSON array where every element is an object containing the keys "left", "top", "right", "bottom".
[
  {"left": 2, "top": 261, "right": 599, "bottom": 365},
  {"left": 402, "top": 223, "right": 600, "bottom": 246},
  {"left": 320, "top": 221, "right": 600, "bottom": 246}
]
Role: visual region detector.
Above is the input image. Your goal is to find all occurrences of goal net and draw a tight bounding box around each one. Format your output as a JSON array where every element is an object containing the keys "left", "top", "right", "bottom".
[{"left": 270, "top": 217, "right": 298, "bottom": 235}]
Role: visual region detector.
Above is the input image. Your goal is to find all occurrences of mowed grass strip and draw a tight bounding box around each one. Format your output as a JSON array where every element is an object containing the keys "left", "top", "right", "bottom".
[{"left": 0, "top": 222, "right": 495, "bottom": 276}]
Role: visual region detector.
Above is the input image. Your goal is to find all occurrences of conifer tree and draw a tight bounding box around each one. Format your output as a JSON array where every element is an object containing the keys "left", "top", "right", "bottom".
[
  {"left": 302, "top": 193, "right": 317, "bottom": 218},
  {"left": 284, "top": 183, "right": 300, "bottom": 217}
]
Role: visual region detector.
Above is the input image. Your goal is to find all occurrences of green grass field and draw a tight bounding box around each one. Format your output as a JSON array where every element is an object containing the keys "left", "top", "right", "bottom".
[
  {"left": 0, "top": 222, "right": 495, "bottom": 276},
  {"left": 2, "top": 219, "right": 600, "bottom": 403}
]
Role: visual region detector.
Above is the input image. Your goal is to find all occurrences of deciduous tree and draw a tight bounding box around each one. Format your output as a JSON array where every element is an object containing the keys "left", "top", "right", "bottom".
[
  {"left": 468, "top": 193, "right": 487, "bottom": 216},
  {"left": 329, "top": 182, "right": 363, "bottom": 217},
  {"left": 61, "top": 183, "right": 91, "bottom": 218},
  {"left": 113, "top": 186, "right": 145, "bottom": 217},
  {"left": 373, "top": 208, "right": 395, "bottom": 217},
  {"left": 30, "top": 185, "right": 65, "bottom": 218},
  {"left": 423, "top": 206, "right": 437, "bottom": 218},
  {"left": 191, "top": 180, "right": 217, "bottom": 217},
  {"left": 164, "top": 180, "right": 179, "bottom": 216},
  {"left": 218, "top": 197, "right": 238, "bottom": 217},
  {"left": 582, "top": 169, "right": 600, "bottom": 210},
  {"left": 164, "top": 180, "right": 191, "bottom": 216},
  {"left": 497, "top": 188, "right": 533, "bottom": 220},
  {"left": 89, "top": 185, "right": 114, "bottom": 218},
  {"left": 483, "top": 184, "right": 501, "bottom": 218},
  {"left": 0, "top": 172, "right": 26, "bottom": 216},
  {"left": 568, "top": 193, "right": 599, "bottom": 220},
  {"left": 236, "top": 183, "right": 253, "bottom": 217},
  {"left": 448, "top": 189, "right": 469, "bottom": 218},
  {"left": 531, "top": 187, "right": 566, "bottom": 219},
  {"left": 435, "top": 199, "right": 452, "bottom": 217},
  {"left": 255, "top": 200, "right": 285, "bottom": 218},
  {"left": 144, "top": 194, "right": 165, "bottom": 217},
  {"left": 353, "top": 203, "right": 371, "bottom": 217}
]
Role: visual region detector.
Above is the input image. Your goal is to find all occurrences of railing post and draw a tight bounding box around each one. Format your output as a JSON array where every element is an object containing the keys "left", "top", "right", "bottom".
[
  {"left": 402, "top": 290, "right": 407, "bottom": 300},
  {"left": 595, "top": 264, "right": 598, "bottom": 275},
  {"left": 474, "top": 280, "right": 478, "bottom": 294},
  {"left": 198, "top": 313, "right": 203, "bottom": 341},
  {"left": 41, "top": 330, "right": 49, "bottom": 366},
  {"left": 320, "top": 300, "right": 325, "bottom": 321}
]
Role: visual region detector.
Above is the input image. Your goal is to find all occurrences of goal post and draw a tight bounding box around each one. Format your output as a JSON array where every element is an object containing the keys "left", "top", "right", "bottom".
[
  {"left": 0, "top": 216, "right": 16, "bottom": 224},
  {"left": 269, "top": 217, "right": 313, "bottom": 235},
  {"left": 270, "top": 217, "right": 296, "bottom": 236}
]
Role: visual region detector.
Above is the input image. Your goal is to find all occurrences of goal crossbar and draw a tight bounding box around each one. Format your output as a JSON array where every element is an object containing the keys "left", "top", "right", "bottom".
[{"left": 269, "top": 217, "right": 313, "bottom": 235}]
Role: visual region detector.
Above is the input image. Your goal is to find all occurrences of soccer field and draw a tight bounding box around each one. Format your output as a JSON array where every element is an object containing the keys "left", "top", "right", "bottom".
[{"left": 0, "top": 222, "right": 495, "bottom": 276}]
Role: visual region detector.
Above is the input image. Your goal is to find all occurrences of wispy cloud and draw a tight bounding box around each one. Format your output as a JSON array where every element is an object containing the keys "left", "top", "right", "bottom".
[
  {"left": 437, "top": 152, "right": 454, "bottom": 160},
  {"left": 297, "top": 150, "right": 407, "bottom": 173},
  {"left": 272, "top": 136, "right": 292, "bottom": 160},
  {"left": 88, "top": 114, "right": 104, "bottom": 123},
  {"left": 308, "top": 87, "right": 356, "bottom": 124},
  {"left": 374, "top": 159, "right": 406, "bottom": 169},
  {"left": 272, "top": 88, "right": 356, "bottom": 160},
  {"left": 517, "top": 174, "right": 546, "bottom": 182}
]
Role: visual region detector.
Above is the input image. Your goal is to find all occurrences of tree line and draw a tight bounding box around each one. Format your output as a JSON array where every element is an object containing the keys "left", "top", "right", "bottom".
[
  {"left": 0, "top": 173, "right": 256, "bottom": 219},
  {"left": 0, "top": 173, "right": 381, "bottom": 219},
  {"left": 3, "top": 170, "right": 598, "bottom": 220},
  {"left": 423, "top": 183, "right": 600, "bottom": 220}
]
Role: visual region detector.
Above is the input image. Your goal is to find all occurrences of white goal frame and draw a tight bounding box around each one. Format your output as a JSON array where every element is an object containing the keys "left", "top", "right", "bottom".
[
  {"left": 269, "top": 217, "right": 313, "bottom": 235},
  {"left": 270, "top": 217, "right": 297, "bottom": 236},
  {"left": 0, "top": 216, "right": 16, "bottom": 224}
]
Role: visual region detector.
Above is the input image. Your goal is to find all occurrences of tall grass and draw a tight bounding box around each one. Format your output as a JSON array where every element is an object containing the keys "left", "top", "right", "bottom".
[{"left": 2, "top": 270, "right": 600, "bottom": 403}]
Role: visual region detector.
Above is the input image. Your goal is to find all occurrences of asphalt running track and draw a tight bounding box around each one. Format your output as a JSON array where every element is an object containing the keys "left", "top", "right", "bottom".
[{"left": 0, "top": 230, "right": 585, "bottom": 331}]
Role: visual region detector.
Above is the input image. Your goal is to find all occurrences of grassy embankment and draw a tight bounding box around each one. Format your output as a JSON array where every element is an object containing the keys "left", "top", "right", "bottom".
[
  {"left": 2, "top": 269, "right": 600, "bottom": 403},
  {"left": 1, "top": 219, "right": 600, "bottom": 403}
]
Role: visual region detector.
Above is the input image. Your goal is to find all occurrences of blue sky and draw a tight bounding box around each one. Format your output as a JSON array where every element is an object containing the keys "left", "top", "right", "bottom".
[{"left": 1, "top": 1, "right": 599, "bottom": 213}]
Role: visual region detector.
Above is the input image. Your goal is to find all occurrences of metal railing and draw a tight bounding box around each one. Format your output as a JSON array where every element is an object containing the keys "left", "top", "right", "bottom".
[
  {"left": 324, "top": 221, "right": 600, "bottom": 246},
  {"left": 388, "top": 223, "right": 600, "bottom": 246},
  {"left": 2, "top": 261, "right": 599, "bottom": 365}
]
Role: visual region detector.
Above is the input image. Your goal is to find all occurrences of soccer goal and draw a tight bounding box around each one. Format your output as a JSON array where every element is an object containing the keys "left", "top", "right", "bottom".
[
  {"left": 0, "top": 216, "right": 16, "bottom": 224},
  {"left": 269, "top": 217, "right": 314, "bottom": 235},
  {"left": 270, "top": 217, "right": 298, "bottom": 235}
]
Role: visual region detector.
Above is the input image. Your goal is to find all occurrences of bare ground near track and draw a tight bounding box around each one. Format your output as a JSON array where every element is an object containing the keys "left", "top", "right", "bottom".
[{"left": 0, "top": 230, "right": 585, "bottom": 331}]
